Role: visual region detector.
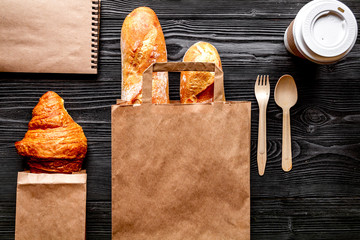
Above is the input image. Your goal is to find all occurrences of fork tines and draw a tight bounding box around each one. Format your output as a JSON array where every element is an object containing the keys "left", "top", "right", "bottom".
[{"left": 256, "top": 75, "right": 269, "bottom": 86}]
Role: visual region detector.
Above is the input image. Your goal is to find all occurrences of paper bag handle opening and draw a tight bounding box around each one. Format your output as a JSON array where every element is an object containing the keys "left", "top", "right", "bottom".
[{"left": 142, "top": 62, "right": 225, "bottom": 104}]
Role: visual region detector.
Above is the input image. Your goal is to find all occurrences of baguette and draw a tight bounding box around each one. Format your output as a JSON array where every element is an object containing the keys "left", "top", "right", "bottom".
[
  {"left": 121, "top": 7, "right": 169, "bottom": 104},
  {"left": 180, "top": 42, "right": 222, "bottom": 103}
]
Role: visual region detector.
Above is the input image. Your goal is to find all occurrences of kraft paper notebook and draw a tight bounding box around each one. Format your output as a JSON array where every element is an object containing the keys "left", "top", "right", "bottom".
[{"left": 0, "top": 0, "right": 100, "bottom": 74}]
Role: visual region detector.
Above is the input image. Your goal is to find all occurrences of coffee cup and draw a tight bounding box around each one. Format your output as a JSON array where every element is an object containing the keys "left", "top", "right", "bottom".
[{"left": 284, "top": 0, "right": 357, "bottom": 64}]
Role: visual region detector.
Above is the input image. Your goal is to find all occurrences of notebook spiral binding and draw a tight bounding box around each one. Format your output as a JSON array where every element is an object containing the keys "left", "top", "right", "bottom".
[{"left": 91, "top": 0, "right": 100, "bottom": 69}]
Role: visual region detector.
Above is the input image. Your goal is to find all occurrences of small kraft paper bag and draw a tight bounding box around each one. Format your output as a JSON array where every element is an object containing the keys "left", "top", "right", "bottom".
[
  {"left": 112, "top": 62, "right": 251, "bottom": 240},
  {"left": 15, "top": 171, "right": 87, "bottom": 240}
]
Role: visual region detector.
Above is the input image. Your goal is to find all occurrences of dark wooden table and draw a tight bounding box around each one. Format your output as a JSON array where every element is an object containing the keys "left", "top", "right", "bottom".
[{"left": 1, "top": 0, "right": 360, "bottom": 239}]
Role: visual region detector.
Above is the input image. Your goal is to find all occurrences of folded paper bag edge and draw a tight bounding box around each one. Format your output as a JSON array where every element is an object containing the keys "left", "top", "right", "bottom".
[{"left": 17, "top": 171, "right": 87, "bottom": 185}]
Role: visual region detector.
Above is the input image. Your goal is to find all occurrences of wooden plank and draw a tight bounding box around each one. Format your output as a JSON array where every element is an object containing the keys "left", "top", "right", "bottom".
[
  {"left": 1, "top": 137, "right": 360, "bottom": 200},
  {"left": 99, "top": 18, "right": 360, "bottom": 69},
  {"left": 1, "top": 198, "right": 359, "bottom": 239},
  {"left": 251, "top": 197, "right": 360, "bottom": 239},
  {"left": 101, "top": 0, "right": 360, "bottom": 19},
  {"left": 1, "top": 0, "right": 360, "bottom": 238},
  {"left": 1, "top": 67, "right": 360, "bottom": 201}
]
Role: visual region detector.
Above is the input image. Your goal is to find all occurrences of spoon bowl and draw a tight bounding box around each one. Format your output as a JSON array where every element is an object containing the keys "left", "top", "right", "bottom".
[
  {"left": 274, "top": 75, "right": 298, "bottom": 172},
  {"left": 274, "top": 75, "right": 298, "bottom": 109}
]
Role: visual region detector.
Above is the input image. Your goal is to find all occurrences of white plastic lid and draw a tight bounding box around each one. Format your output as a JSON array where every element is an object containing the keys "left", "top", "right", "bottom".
[{"left": 293, "top": 0, "right": 357, "bottom": 63}]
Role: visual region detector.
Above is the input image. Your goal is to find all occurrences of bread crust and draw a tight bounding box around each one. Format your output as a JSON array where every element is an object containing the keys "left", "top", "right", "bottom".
[
  {"left": 15, "top": 91, "right": 87, "bottom": 173},
  {"left": 180, "top": 42, "right": 222, "bottom": 103},
  {"left": 121, "top": 7, "right": 169, "bottom": 104}
]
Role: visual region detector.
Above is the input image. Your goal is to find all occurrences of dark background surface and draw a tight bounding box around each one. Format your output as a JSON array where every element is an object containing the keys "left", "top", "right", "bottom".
[{"left": 1, "top": 0, "right": 360, "bottom": 239}]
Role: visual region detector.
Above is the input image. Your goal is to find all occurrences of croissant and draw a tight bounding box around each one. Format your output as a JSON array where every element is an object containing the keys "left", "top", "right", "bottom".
[
  {"left": 180, "top": 42, "right": 222, "bottom": 103},
  {"left": 15, "top": 91, "right": 87, "bottom": 173}
]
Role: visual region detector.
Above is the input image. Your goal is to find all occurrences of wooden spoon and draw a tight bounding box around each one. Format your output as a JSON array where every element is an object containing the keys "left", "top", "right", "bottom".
[{"left": 274, "top": 75, "right": 298, "bottom": 172}]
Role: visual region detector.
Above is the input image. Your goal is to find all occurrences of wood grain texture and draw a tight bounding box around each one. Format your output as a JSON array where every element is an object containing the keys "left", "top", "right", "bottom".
[
  {"left": 1, "top": 0, "right": 360, "bottom": 239},
  {"left": 1, "top": 198, "right": 360, "bottom": 240}
]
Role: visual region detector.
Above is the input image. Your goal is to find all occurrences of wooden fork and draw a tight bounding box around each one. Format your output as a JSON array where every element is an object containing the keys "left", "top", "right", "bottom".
[{"left": 254, "top": 75, "right": 270, "bottom": 176}]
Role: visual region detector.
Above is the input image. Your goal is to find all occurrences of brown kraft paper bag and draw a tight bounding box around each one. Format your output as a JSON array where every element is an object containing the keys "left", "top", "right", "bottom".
[
  {"left": 112, "top": 62, "right": 251, "bottom": 240},
  {"left": 15, "top": 171, "right": 87, "bottom": 240}
]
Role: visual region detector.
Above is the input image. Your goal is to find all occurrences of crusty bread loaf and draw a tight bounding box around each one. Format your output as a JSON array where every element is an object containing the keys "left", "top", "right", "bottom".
[
  {"left": 180, "top": 42, "right": 222, "bottom": 103},
  {"left": 15, "top": 91, "right": 87, "bottom": 173},
  {"left": 121, "top": 7, "right": 169, "bottom": 104}
]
